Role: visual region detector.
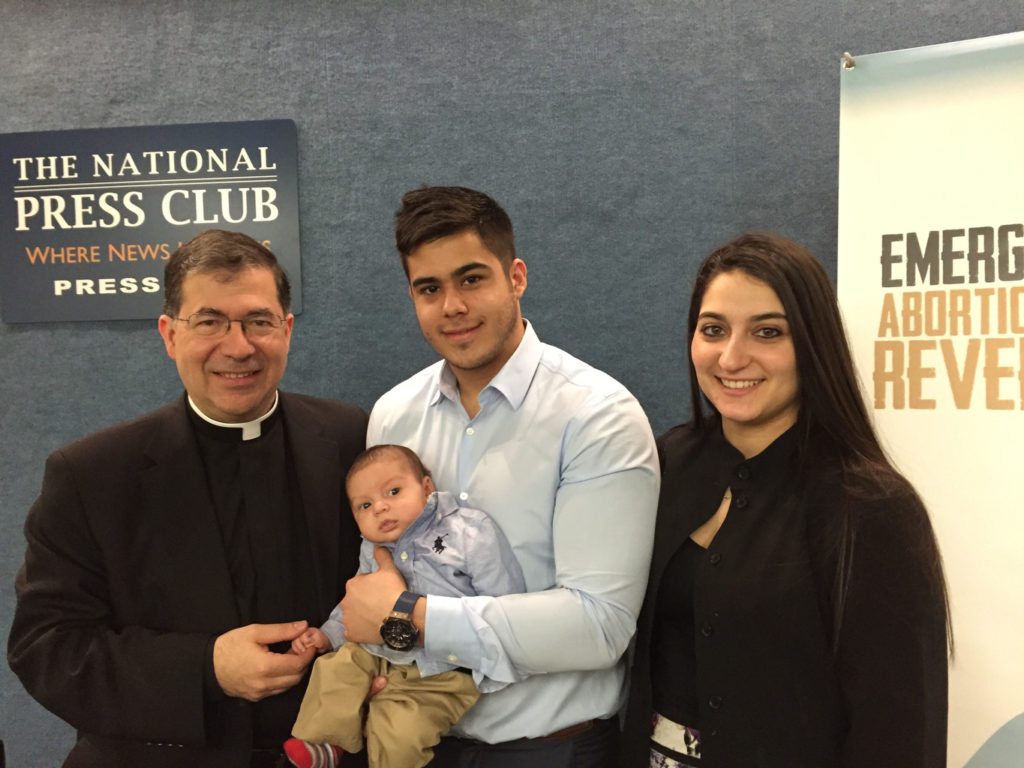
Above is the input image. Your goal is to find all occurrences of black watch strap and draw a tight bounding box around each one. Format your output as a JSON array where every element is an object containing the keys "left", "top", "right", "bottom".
[{"left": 392, "top": 590, "right": 421, "bottom": 615}]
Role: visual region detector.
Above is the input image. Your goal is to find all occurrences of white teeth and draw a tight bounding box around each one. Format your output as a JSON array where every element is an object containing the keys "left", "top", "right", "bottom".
[
  {"left": 220, "top": 372, "right": 253, "bottom": 379},
  {"left": 721, "top": 379, "right": 759, "bottom": 389}
]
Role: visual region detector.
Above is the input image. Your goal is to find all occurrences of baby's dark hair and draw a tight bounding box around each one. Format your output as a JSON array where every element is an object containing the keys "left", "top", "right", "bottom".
[{"left": 345, "top": 444, "right": 432, "bottom": 490}]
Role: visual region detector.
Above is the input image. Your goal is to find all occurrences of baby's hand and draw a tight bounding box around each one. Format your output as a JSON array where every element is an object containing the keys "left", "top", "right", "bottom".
[{"left": 289, "top": 627, "right": 327, "bottom": 655}]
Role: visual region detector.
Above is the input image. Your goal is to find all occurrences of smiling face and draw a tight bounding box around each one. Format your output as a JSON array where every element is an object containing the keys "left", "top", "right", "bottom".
[
  {"left": 157, "top": 267, "right": 293, "bottom": 423},
  {"left": 406, "top": 229, "right": 527, "bottom": 394},
  {"left": 690, "top": 270, "right": 800, "bottom": 457},
  {"left": 347, "top": 455, "right": 435, "bottom": 543}
]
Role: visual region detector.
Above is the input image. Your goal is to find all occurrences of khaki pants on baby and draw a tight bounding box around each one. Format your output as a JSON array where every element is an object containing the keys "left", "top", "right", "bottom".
[{"left": 292, "top": 642, "right": 480, "bottom": 768}]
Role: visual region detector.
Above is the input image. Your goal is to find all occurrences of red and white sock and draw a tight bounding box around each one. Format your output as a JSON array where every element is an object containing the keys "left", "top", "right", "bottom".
[{"left": 283, "top": 738, "right": 345, "bottom": 768}]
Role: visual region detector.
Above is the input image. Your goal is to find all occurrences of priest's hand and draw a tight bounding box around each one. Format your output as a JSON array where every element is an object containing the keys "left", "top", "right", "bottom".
[{"left": 214, "top": 621, "right": 315, "bottom": 701}]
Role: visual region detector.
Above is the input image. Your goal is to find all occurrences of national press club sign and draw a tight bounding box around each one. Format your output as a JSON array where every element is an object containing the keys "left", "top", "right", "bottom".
[{"left": 0, "top": 119, "right": 302, "bottom": 322}]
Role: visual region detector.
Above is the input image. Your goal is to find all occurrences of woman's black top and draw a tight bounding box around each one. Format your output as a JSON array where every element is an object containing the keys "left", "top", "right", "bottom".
[{"left": 651, "top": 536, "right": 703, "bottom": 726}]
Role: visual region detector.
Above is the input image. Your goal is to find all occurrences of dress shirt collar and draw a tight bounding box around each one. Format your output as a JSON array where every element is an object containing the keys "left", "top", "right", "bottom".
[
  {"left": 187, "top": 391, "right": 280, "bottom": 441},
  {"left": 433, "top": 320, "right": 540, "bottom": 411}
]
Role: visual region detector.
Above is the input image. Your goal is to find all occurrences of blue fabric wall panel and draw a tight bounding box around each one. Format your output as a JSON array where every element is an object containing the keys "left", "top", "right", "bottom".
[{"left": 2, "top": 2, "right": 1022, "bottom": 765}]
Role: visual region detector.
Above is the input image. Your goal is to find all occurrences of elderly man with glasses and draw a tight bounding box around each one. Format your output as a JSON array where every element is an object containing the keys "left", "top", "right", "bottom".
[{"left": 9, "top": 230, "right": 368, "bottom": 768}]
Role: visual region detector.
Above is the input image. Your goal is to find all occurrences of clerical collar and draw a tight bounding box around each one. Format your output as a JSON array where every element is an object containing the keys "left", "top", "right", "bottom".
[{"left": 187, "top": 392, "right": 279, "bottom": 441}]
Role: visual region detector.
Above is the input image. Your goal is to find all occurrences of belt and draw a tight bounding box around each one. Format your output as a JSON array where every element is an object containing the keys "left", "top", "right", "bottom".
[
  {"left": 445, "top": 717, "right": 599, "bottom": 747},
  {"left": 534, "top": 719, "right": 594, "bottom": 740}
]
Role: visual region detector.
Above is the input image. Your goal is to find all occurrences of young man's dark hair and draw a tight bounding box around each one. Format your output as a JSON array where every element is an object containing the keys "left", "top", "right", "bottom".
[{"left": 394, "top": 186, "right": 515, "bottom": 277}]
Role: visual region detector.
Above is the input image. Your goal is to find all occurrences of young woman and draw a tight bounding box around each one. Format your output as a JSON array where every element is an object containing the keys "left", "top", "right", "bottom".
[{"left": 624, "top": 233, "right": 951, "bottom": 768}]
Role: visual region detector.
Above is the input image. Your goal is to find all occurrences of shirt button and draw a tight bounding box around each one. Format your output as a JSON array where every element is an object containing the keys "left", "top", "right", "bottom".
[
  {"left": 459, "top": 492, "right": 469, "bottom": 501},
  {"left": 737, "top": 466, "right": 750, "bottom": 481},
  {"left": 709, "top": 552, "right": 722, "bottom": 565},
  {"left": 448, "top": 654, "right": 458, "bottom": 663},
  {"left": 700, "top": 621, "right": 714, "bottom": 637},
  {"left": 400, "top": 551, "right": 409, "bottom": 561},
  {"left": 708, "top": 695, "right": 723, "bottom": 710},
  {"left": 733, "top": 495, "right": 748, "bottom": 510},
  {"left": 466, "top": 427, "right": 475, "bottom": 435}
]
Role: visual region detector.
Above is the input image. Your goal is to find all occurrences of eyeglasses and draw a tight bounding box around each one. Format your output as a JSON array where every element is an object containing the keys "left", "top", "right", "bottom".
[{"left": 174, "top": 311, "right": 287, "bottom": 337}]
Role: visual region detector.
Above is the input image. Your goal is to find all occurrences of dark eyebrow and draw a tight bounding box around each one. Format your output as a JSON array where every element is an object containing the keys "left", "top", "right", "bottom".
[
  {"left": 410, "top": 275, "right": 439, "bottom": 290},
  {"left": 452, "top": 261, "right": 492, "bottom": 277},
  {"left": 410, "top": 261, "right": 493, "bottom": 290},
  {"left": 696, "top": 311, "right": 787, "bottom": 321},
  {"left": 192, "top": 307, "right": 277, "bottom": 317}
]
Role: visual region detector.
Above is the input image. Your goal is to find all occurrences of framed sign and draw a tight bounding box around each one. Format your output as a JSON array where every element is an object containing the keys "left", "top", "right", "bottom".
[{"left": 0, "top": 119, "right": 301, "bottom": 322}]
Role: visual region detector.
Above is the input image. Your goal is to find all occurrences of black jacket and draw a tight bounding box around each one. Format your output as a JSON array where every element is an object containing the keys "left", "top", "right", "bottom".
[
  {"left": 9, "top": 393, "right": 367, "bottom": 768},
  {"left": 622, "top": 421, "right": 948, "bottom": 767}
]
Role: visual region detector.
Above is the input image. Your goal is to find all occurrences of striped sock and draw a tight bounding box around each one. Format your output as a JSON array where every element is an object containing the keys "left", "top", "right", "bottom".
[{"left": 283, "top": 738, "right": 345, "bottom": 768}]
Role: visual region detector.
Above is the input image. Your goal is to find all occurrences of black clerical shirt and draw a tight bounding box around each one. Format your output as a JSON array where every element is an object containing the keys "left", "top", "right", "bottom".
[{"left": 188, "top": 402, "right": 319, "bottom": 746}]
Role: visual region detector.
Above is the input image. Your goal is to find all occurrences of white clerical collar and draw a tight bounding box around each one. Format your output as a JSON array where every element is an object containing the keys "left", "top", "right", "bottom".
[{"left": 187, "top": 392, "right": 279, "bottom": 441}]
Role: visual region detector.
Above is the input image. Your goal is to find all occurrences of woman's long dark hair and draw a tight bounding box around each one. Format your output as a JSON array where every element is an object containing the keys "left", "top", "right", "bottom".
[{"left": 686, "top": 233, "right": 952, "bottom": 654}]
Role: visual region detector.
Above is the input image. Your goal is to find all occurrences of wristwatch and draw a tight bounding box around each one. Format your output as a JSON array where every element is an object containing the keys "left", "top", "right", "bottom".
[{"left": 380, "top": 591, "right": 421, "bottom": 651}]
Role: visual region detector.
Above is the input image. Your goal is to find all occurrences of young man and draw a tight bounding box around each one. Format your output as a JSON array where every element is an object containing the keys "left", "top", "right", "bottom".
[
  {"left": 8, "top": 230, "right": 368, "bottom": 768},
  {"left": 339, "top": 187, "right": 660, "bottom": 767}
]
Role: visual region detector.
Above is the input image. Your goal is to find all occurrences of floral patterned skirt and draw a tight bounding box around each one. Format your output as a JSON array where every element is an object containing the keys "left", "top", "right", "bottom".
[{"left": 649, "top": 711, "right": 701, "bottom": 768}]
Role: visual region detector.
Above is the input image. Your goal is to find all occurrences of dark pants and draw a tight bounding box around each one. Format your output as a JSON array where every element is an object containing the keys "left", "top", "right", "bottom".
[{"left": 426, "top": 718, "right": 619, "bottom": 768}]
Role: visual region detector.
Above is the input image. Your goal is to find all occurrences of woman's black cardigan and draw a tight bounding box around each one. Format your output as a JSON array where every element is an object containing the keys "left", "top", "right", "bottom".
[{"left": 621, "top": 420, "right": 948, "bottom": 768}]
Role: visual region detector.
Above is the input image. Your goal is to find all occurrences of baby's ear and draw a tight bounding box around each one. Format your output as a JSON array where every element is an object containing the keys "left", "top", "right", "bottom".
[{"left": 423, "top": 476, "right": 436, "bottom": 495}]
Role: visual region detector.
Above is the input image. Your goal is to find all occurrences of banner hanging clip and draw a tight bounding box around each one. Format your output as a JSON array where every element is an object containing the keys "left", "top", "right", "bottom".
[{"left": 842, "top": 51, "right": 856, "bottom": 70}]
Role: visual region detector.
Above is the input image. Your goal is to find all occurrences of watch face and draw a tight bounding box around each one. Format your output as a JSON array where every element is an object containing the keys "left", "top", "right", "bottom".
[{"left": 381, "top": 617, "right": 418, "bottom": 651}]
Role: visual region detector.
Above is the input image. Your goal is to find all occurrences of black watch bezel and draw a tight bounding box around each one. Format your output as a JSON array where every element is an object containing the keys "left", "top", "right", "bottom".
[
  {"left": 380, "top": 615, "right": 418, "bottom": 651},
  {"left": 380, "top": 591, "right": 421, "bottom": 651}
]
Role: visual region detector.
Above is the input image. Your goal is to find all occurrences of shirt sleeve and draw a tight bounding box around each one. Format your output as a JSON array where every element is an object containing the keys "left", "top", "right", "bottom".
[
  {"left": 319, "top": 604, "right": 346, "bottom": 649},
  {"left": 366, "top": 404, "right": 386, "bottom": 447},
  {"left": 424, "top": 392, "right": 660, "bottom": 684},
  {"left": 320, "top": 540, "right": 376, "bottom": 649}
]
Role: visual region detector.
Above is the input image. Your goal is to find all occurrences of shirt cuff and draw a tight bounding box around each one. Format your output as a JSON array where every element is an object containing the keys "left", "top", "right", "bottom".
[
  {"left": 425, "top": 595, "right": 523, "bottom": 691},
  {"left": 424, "top": 595, "right": 477, "bottom": 668}
]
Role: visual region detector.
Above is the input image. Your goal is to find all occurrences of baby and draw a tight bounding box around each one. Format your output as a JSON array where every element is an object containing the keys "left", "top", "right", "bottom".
[{"left": 284, "top": 444, "right": 525, "bottom": 768}]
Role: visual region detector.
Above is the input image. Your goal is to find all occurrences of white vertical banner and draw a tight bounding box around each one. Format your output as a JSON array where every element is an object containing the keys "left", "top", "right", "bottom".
[{"left": 838, "top": 32, "right": 1024, "bottom": 768}]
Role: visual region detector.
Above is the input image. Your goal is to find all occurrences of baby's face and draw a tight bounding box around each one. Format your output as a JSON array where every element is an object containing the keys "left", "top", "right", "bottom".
[{"left": 348, "top": 457, "right": 434, "bottom": 543}]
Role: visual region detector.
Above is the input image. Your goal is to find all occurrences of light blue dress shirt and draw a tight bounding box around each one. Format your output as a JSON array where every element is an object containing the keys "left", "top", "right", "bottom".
[
  {"left": 367, "top": 321, "right": 660, "bottom": 743},
  {"left": 318, "top": 491, "right": 525, "bottom": 685}
]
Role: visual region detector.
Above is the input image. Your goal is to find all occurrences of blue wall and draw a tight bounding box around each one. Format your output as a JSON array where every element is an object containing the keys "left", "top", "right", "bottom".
[{"left": 2, "top": 2, "right": 1021, "bottom": 765}]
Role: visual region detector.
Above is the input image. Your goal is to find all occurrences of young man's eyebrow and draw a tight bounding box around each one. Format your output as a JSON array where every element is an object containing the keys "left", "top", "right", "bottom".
[
  {"left": 452, "top": 261, "right": 492, "bottom": 277},
  {"left": 410, "top": 275, "right": 439, "bottom": 289}
]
